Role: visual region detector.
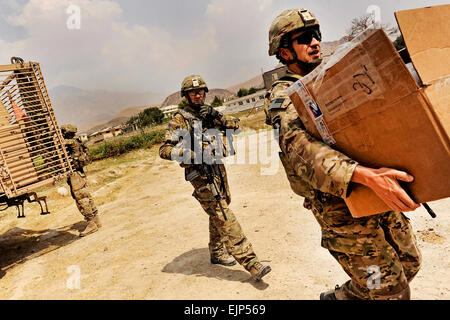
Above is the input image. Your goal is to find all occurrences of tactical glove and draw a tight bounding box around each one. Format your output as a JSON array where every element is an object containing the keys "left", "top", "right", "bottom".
[
  {"left": 172, "top": 146, "right": 198, "bottom": 166},
  {"left": 199, "top": 105, "right": 220, "bottom": 119}
]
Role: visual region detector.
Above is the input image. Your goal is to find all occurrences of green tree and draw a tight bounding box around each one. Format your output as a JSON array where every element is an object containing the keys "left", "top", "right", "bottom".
[
  {"left": 237, "top": 88, "right": 249, "bottom": 97},
  {"left": 211, "top": 96, "right": 223, "bottom": 108},
  {"left": 124, "top": 107, "right": 164, "bottom": 134},
  {"left": 124, "top": 115, "right": 139, "bottom": 133},
  {"left": 248, "top": 87, "right": 258, "bottom": 95},
  {"left": 393, "top": 35, "right": 405, "bottom": 51},
  {"left": 142, "top": 107, "right": 164, "bottom": 125}
]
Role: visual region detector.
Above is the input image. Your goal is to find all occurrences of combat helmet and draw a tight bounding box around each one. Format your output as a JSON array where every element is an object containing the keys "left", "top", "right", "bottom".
[
  {"left": 61, "top": 123, "right": 77, "bottom": 135},
  {"left": 268, "top": 8, "right": 320, "bottom": 56},
  {"left": 180, "top": 75, "right": 209, "bottom": 98}
]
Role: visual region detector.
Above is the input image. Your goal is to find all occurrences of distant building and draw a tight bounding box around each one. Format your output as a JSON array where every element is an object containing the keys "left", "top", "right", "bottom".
[
  {"left": 222, "top": 89, "right": 267, "bottom": 114},
  {"left": 160, "top": 104, "right": 179, "bottom": 118},
  {"left": 89, "top": 125, "right": 124, "bottom": 144}
]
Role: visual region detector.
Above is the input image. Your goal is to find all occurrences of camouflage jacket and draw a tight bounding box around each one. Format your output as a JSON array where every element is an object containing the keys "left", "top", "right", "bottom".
[
  {"left": 264, "top": 71, "right": 358, "bottom": 200},
  {"left": 65, "top": 137, "right": 92, "bottom": 171},
  {"left": 159, "top": 104, "right": 240, "bottom": 165}
]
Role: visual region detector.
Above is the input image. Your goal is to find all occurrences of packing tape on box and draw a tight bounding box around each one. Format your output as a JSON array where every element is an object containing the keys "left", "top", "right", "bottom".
[
  {"left": 302, "top": 25, "right": 380, "bottom": 92},
  {"left": 285, "top": 25, "right": 384, "bottom": 146},
  {"left": 286, "top": 80, "right": 336, "bottom": 146}
]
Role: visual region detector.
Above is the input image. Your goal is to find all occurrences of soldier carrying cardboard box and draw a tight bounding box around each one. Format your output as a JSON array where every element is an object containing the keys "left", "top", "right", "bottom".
[{"left": 265, "top": 8, "right": 422, "bottom": 300}]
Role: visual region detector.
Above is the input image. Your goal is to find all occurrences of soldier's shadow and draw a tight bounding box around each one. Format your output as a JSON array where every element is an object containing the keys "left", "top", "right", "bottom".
[
  {"left": 0, "top": 221, "right": 84, "bottom": 279},
  {"left": 161, "top": 248, "right": 269, "bottom": 290}
]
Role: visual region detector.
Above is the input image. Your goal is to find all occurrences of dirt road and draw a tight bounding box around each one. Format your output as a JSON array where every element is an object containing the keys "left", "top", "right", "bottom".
[{"left": 0, "top": 131, "right": 448, "bottom": 300}]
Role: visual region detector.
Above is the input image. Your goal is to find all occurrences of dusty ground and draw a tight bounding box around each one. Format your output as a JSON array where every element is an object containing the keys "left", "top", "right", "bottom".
[{"left": 0, "top": 128, "right": 449, "bottom": 300}]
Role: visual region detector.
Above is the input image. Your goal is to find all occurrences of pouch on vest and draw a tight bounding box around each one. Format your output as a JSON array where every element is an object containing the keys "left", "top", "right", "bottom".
[
  {"left": 69, "top": 171, "right": 86, "bottom": 192},
  {"left": 185, "top": 168, "right": 201, "bottom": 182}
]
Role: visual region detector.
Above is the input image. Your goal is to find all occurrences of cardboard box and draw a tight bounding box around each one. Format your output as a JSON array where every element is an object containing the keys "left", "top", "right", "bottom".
[{"left": 286, "top": 5, "right": 450, "bottom": 217}]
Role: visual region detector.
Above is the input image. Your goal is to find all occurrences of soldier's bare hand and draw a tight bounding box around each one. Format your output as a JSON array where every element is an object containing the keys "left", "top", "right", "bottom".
[{"left": 352, "top": 166, "right": 420, "bottom": 212}]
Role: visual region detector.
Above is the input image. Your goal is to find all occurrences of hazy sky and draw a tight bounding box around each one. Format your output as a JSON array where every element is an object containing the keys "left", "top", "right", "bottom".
[{"left": 0, "top": 0, "right": 446, "bottom": 94}]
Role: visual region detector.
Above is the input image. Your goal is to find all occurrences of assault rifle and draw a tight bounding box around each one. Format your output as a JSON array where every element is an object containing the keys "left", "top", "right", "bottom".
[{"left": 197, "top": 164, "right": 228, "bottom": 221}]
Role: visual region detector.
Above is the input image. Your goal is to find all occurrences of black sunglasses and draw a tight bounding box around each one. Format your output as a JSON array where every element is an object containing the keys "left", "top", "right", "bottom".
[
  {"left": 188, "top": 89, "right": 205, "bottom": 96},
  {"left": 291, "top": 29, "right": 322, "bottom": 45}
]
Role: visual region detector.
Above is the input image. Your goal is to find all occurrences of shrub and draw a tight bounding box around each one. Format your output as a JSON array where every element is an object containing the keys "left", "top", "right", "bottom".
[{"left": 89, "top": 130, "right": 165, "bottom": 160}]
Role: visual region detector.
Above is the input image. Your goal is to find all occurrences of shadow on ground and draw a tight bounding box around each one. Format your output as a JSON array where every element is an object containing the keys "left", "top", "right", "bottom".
[
  {"left": 0, "top": 221, "right": 85, "bottom": 279},
  {"left": 162, "top": 248, "right": 269, "bottom": 290}
]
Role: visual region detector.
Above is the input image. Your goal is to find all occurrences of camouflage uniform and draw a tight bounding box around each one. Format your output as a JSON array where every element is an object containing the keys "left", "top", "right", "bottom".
[
  {"left": 265, "top": 71, "right": 421, "bottom": 300},
  {"left": 62, "top": 124, "right": 99, "bottom": 226},
  {"left": 65, "top": 137, "right": 98, "bottom": 220},
  {"left": 159, "top": 104, "right": 261, "bottom": 272},
  {"left": 266, "top": 9, "right": 421, "bottom": 299}
]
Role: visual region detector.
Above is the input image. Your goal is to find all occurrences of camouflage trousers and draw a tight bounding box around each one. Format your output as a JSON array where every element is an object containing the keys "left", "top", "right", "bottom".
[
  {"left": 305, "top": 195, "right": 422, "bottom": 300},
  {"left": 188, "top": 164, "right": 259, "bottom": 271},
  {"left": 67, "top": 171, "right": 98, "bottom": 221}
]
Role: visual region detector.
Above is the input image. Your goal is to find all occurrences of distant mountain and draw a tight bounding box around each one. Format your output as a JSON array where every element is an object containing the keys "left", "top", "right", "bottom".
[
  {"left": 321, "top": 38, "right": 347, "bottom": 58},
  {"left": 49, "top": 85, "right": 166, "bottom": 132},
  {"left": 160, "top": 88, "right": 233, "bottom": 108},
  {"left": 84, "top": 105, "right": 157, "bottom": 135},
  {"left": 226, "top": 74, "right": 265, "bottom": 94},
  {"left": 223, "top": 38, "right": 346, "bottom": 94},
  {"left": 62, "top": 38, "right": 346, "bottom": 134}
]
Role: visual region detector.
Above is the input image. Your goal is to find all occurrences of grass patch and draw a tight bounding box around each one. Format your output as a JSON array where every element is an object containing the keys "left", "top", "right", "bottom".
[
  {"left": 231, "top": 108, "right": 267, "bottom": 131},
  {"left": 89, "top": 130, "right": 164, "bottom": 161}
]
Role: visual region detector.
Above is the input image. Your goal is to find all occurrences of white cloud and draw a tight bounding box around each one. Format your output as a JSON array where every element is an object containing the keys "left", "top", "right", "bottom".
[
  {"left": 6, "top": 0, "right": 439, "bottom": 94},
  {"left": 0, "top": 0, "right": 219, "bottom": 93},
  {"left": 203, "top": 0, "right": 276, "bottom": 86}
]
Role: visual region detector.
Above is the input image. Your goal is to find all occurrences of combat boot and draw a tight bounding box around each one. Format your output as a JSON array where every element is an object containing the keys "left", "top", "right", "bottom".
[
  {"left": 320, "top": 285, "right": 339, "bottom": 300},
  {"left": 93, "top": 215, "right": 102, "bottom": 228},
  {"left": 249, "top": 262, "right": 271, "bottom": 281},
  {"left": 79, "top": 217, "right": 99, "bottom": 237},
  {"left": 210, "top": 252, "right": 237, "bottom": 266}
]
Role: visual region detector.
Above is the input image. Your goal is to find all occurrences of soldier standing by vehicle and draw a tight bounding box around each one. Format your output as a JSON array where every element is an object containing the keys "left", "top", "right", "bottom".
[
  {"left": 159, "top": 75, "right": 271, "bottom": 281},
  {"left": 265, "top": 9, "right": 421, "bottom": 299},
  {"left": 61, "top": 124, "right": 101, "bottom": 237}
]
